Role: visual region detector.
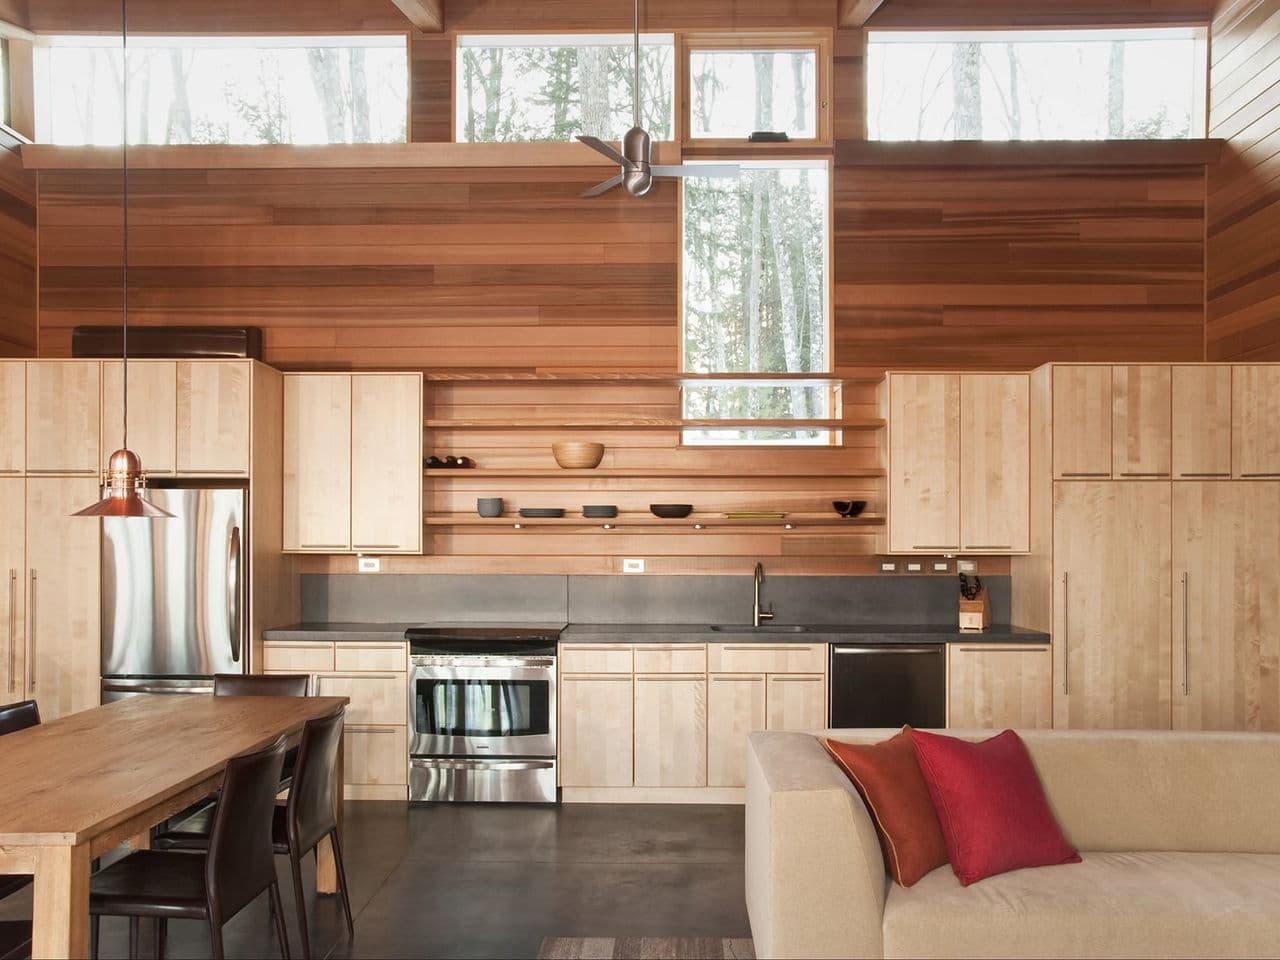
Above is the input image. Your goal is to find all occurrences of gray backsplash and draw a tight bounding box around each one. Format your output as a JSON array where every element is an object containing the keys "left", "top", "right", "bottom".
[{"left": 299, "top": 574, "right": 1012, "bottom": 626}]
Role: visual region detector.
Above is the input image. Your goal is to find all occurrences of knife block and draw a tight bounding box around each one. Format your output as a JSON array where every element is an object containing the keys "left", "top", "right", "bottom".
[{"left": 958, "top": 587, "right": 991, "bottom": 633}]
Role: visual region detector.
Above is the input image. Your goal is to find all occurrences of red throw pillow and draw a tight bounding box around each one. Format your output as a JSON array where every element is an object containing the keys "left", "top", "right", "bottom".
[
  {"left": 822, "top": 729, "right": 949, "bottom": 887},
  {"left": 909, "top": 728, "right": 1081, "bottom": 886}
]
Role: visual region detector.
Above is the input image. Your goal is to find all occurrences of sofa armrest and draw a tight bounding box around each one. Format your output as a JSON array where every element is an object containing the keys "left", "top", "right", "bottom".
[{"left": 745, "top": 732, "right": 887, "bottom": 960}]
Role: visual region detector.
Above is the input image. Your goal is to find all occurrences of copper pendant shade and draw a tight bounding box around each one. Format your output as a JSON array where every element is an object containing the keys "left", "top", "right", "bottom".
[{"left": 73, "top": 0, "right": 174, "bottom": 520}]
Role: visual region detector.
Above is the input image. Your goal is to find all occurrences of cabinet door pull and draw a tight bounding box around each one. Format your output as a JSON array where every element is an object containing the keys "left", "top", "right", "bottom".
[
  {"left": 1241, "top": 473, "right": 1280, "bottom": 479},
  {"left": 7, "top": 570, "right": 15, "bottom": 693},
  {"left": 912, "top": 545, "right": 959, "bottom": 551},
  {"left": 1181, "top": 572, "right": 1190, "bottom": 697},
  {"left": 1178, "top": 473, "right": 1229, "bottom": 478},
  {"left": 1119, "top": 472, "right": 1170, "bottom": 478},
  {"left": 353, "top": 544, "right": 401, "bottom": 550},
  {"left": 27, "top": 570, "right": 36, "bottom": 690},
  {"left": 1061, "top": 472, "right": 1110, "bottom": 478},
  {"left": 300, "top": 543, "right": 348, "bottom": 550},
  {"left": 1061, "top": 572, "right": 1069, "bottom": 696},
  {"left": 964, "top": 545, "right": 1013, "bottom": 551}
]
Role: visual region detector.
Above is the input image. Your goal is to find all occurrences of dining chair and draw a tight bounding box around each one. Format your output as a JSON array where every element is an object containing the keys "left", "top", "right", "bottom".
[
  {"left": 275, "top": 708, "right": 353, "bottom": 960},
  {"left": 154, "top": 675, "right": 309, "bottom": 850},
  {"left": 89, "top": 735, "right": 291, "bottom": 960},
  {"left": 0, "top": 698, "right": 39, "bottom": 955}
]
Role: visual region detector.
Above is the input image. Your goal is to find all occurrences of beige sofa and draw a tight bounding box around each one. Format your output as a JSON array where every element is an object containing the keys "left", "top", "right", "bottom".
[{"left": 745, "top": 729, "right": 1280, "bottom": 960}]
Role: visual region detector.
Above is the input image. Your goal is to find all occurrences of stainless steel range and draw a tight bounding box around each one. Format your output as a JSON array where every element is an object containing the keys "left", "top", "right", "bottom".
[{"left": 406, "top": 625, "right": 562, "bottom": 803}]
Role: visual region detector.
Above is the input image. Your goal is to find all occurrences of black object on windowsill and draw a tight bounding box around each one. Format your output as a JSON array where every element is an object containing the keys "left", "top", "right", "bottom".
[{"left": 748, "top": 131, "right": 791, "bottom": 142}]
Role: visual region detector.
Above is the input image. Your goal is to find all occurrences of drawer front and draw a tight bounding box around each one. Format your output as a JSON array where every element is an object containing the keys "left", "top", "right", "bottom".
[
  {"left": 632, "top": 644, "right": 707, "bottom": 673},
  {"left": 317, "top": 673, "right": 408, "bottom": 726},
  {"left": 261, "top": 641, "right": 334, "bottom": 673},
  {"left": 559, "top": 644, "right": 633, "bottom": 673},
  {"left": 344, "top": 725, "right": 408, "bottom": 786},
  {"left": 709, "top": 643, "right": 826, "bottom": 675},
  {"left": 334, "top": 642, "right": 407, "bottom": 673}
]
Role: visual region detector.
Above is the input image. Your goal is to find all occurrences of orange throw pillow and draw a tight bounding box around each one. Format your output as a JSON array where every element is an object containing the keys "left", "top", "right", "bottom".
[{"left": 822, "top": 728, "right": 949, "bottom": 887}]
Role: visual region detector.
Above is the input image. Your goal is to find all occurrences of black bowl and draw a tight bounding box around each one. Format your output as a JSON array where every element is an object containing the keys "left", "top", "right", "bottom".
[
  {"left": 650, "top": 503, "right": 694, "bottom": 519},
  {"left": 582, "top": 505, "right": 619, "bottom": 519},
  {"left": 833, "top": 499, "right": 868, "bottom": 518}
]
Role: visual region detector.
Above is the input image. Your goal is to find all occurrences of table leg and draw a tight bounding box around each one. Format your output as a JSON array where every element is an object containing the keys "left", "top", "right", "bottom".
[
  {"left": 31, "top": 842, "right": 90, "bottom": 960},
  {"left": 315, "top": 730, "right": 344, "bottom": 895}
]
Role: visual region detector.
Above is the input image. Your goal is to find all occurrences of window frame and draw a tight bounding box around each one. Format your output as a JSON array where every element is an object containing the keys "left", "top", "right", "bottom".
[
  {"left": 677, "top": 31, "right": 833, "bottom": 150},
  {"left": 864, "top": 25, "right": 1210, "bottom": 143},
  {"left": 30, "top": 31, "right": 413, "bottom": 147}
]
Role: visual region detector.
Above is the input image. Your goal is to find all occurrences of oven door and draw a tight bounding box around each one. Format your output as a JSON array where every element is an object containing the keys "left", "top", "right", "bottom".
[{"left": 410, "top": 658, "right": 556, "bottom": 759}]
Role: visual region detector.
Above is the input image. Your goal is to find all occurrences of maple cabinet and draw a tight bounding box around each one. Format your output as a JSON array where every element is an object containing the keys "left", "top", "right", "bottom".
[
  {"left": 1112, "top": 365, "right": 1171, "bottom": 479},
  {"left": 1232, "top": 365, "right": 1280, "bottom": 479},
  {"left": 959, "top": 374, "right": 1030, "bottom": 553},
  {"left": 0, "top": 362, "right": 24, "bottom": 474},
  {"left": 947, "top": 644, "right": 1052, "bottom": 730},
  {"left": 1052, "top": 365, "right": 1113, "bottom": 479},
  {"left": 1172, "top": 365, "right": 1232, "bottom": 479},
  {"left": 559, "top": 673, "right": 634, "bottom": 788},
  {"left": 176, "top": 360, "right": 251, "bottom": 476},
  {"left": 634, "top": 675, "right": 707, "bottom": 787},
  {"left": 102, "top": 360, "right": 177, "bottom": 475},
  {"left": 25, "top": 361, "right": 99, "bottom": 475}
]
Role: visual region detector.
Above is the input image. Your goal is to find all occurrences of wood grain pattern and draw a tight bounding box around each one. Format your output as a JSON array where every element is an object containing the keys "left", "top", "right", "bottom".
[
  {"left": 101, "top": 359, "right": 177, "bottom": 475},
  {"left": 351, "top": 373, "right": 424, "bottom": 553},
  {"left": 764, "top": 674, "right": 826, "bottom": 730},
  {"left": 0, "top": 148, "right": 36, "bottom": 356},
  {"left": 0, "top": 361, "right": 25, "bottom": 473},
  {"left": 25, "top": 360, "right": 99, "bottom": 475},
  {"left": 1207, "top": 0, "right": 1280, "bottom": 359},
  {"left": 1112, "top": 364, "right": 1172, "bottom": 478},
  {"left": 886, "top": 373, "right": 960, "bottom": 553},
  {"left": 1052, "top": 365, "right": 1113, "bottom": 479},
  {"left": 1232, "top": 364, "right": 1280, "bottom": 477},
  {"left": 559, "top": 674, "right": 635, "bottom": 788},
  {"left": 706, "top": 674, "right": 765, "bottom": 788},
  {"left": 868, "top": 0, "right": 1213, "bottom": 26},
  {"left": 0, "top": 477, "right": 25, "bottom": 701},
  {"left": 947, "top": 645, "right": 1053, "bottom": 730},
  {"left": 959, "top": 373, "right": 1030, "bottom": 553},
  {"left": 633, "top": 674, "right": 707, "bottom": 787},
  {"left": 1172, "top": 364, "right": 1233, "bottom": 477}
]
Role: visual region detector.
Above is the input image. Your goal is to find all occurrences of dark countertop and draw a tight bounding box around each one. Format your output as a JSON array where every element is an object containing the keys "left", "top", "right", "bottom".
[{"left": 263, "top": 622, "right": 1049, "bottom": 645}]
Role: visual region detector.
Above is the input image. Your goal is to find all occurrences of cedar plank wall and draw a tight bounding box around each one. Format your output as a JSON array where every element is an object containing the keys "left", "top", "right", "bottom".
[
  {"left": 0, "top": 147, "right": 37, "bottom": 356},
  {"left": 1206, "top": 0, "right": 1280, "bottom": 358}
]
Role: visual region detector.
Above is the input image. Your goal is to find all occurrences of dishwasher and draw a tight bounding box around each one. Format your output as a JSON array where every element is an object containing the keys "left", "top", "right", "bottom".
[{"left": 828, "top": 644, "right": 947, "bottom": 729}]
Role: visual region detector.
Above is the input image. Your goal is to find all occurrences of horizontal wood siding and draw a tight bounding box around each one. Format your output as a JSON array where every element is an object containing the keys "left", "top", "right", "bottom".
[
  {"left": 0, "top": 148, "right": 37, "bottom": 356},
  {"left": 1207, "top": 0, "right": 1280, "bottom": 359}
]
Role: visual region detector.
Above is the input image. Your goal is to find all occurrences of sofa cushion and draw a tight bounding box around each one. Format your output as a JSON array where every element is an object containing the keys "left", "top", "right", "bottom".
[
  {"left": 821, "top": 730, "right": 948, "bottom": 886},
  {"left": 882, "top": 850, "right": 1280, "bottom": 959},
  {"left": 910, "top": 728, "right": 1080, "bottom": 885}
]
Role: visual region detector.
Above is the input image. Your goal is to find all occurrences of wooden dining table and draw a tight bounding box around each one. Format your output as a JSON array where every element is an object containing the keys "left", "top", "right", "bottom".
[{"left": 0, "top": 694, "right": 349, "bottom": 959}]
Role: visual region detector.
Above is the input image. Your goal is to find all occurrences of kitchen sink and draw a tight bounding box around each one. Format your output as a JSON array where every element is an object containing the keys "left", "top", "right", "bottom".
[{"left": 709, "top": 624, "right": 810, "bottom": 633}]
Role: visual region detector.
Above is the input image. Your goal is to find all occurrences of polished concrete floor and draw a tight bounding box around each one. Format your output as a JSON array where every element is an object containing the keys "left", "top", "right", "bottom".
[{"left": 0, "top": 802, "right": 751, "bottom": 959}]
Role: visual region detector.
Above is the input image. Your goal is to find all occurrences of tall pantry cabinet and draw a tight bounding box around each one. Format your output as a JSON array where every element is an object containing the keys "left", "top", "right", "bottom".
[{"left": 1014, "top": 363, "right": 1280, "bottom": 732}]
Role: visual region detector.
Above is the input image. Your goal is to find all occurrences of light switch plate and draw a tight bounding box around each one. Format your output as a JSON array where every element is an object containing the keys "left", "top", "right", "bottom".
[
  {"left": 933, "top": 561, "right": 950, "bottom": 572},
  {"left": 906, "top": 562, "right": 923, "bottom": 573},
  {"left": 880, "top": 562, "right": 897, "bottom": 572},
  {"left": 357, "top": 557, "right": 381, "bottom": 573},
  {"left": 957, "top": 560, "right": 978, "bottom": 573},
  {"left": 623, "top": 558, "right": 645, "bottom": 573}
]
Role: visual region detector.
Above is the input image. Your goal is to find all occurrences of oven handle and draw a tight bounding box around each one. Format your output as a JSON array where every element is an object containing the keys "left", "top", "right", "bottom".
[
  {"left": 411, "top": 656, "right": 556, "bottom": 669},
  {"left": 410, "top": 758, "right": 555, "bottom": 772},
  {"left": 412, "top": 664, "right": 557, "bottom": 684}
]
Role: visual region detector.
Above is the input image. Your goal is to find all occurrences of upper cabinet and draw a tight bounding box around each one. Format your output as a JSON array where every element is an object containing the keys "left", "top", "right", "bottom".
[
  {"left": 176, "top": 361, "right": 251, "bottom": 476},
  {"left": 102, "top": 361, "right": 177, "bottom": 475},
  {"left": 1052, "top": 365, "right": 1112, "bottom": 479},
  {"left": 886, "top": 374, "right": 961, "bottom": 553},
  {"left": 1232, "top": 365, "right": 1280, "bottom": 479},
  {"left": 886, "top": 372, "right": 1028, "bottom": 554},
  {"left": 0, "top": 362, "right": 24, "bottom": 474},
  {"left": 284, "top": 372, "right": 423, "bottom": 554},
  {"left": 1112, "top": 365, "right": 1171, "bottom": 479},
  {"left": 1172, "top": 365, "right": 1232, "bottom": 479},
  {"left": 959, "top": 374, "right": 1030, "bottom": 553},
  {"left": 26, "top": 361, "right": 100, "bottom": 475}
]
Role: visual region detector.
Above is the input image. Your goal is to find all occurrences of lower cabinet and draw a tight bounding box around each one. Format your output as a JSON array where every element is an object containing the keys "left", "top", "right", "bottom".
[
  {"left": 947, "top": 645, "right": 1052, "bottom": 729},
  {"left": 263, "top": 639, "right": 408, "bottom": 799},
  {"left": 559, "top": 674, "right": 634, "bottom": 787},
  {"left": 559, "top": 642, "right": 828, "bottom": 798}
]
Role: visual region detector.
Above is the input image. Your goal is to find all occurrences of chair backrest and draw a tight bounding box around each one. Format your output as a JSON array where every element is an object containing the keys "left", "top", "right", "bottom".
[
  {"left": 0, "top": 700, "right": 40, "bottom": 737},
  {"left": 205, "top": 735, "right": 288, "bottom": 925},
  {"left": 213, "top": 674, "right": 309, "bottom": 697},
  {"left": 287, "top": 708, "right": 346, "bottom": 854}
]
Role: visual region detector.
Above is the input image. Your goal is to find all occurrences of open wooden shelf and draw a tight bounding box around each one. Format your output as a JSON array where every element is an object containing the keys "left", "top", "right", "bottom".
[
  {"left": 424, "top": 467, "right": 887, "bottom": 479},
  {"left": 425, "top": 512, "right": 884, "bottom": 529},
  {"left": 425, "top": 370, "right": 886, "bottom": 384},
  {"left": 424, "top": 418, "right": 884, "bottom": 430}
]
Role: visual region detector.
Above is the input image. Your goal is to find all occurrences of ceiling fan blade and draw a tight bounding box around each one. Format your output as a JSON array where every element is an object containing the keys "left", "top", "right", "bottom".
[
  {"left": 651, "top": 164, "right": 741, "bottom": 179},
  {"left": 581, "top": 174, "right": 625, "bottom": 198},
  {"left": 576, "top": 135, "right": 630, "bottom": 167}
]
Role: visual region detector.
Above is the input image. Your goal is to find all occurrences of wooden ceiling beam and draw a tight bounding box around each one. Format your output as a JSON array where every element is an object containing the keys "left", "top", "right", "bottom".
[
  {"left": 838, "top": 0, "right": 890, "bottom": 27},
  {"left": 387, "top": 0, "right": 444, "bottom": 32}
]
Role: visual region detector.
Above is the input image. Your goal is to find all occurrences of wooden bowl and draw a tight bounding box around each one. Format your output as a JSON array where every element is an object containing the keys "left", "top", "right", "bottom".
[{"left": 552, "top": 441, "right": 605, "bottom": 470}]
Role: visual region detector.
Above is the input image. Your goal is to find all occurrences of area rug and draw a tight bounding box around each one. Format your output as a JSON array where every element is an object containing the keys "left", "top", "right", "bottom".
[{"left": 537, "top": 938, "right": 754, "bottom": 959}]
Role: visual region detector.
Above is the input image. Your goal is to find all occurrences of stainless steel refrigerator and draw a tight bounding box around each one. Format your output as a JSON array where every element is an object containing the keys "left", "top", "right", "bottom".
[{"left": 101, "top": 486, "right": 247, "bottom": 701}]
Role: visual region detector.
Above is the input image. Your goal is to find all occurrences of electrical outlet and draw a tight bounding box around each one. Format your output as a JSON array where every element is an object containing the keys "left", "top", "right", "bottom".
[
  {"left": 357, "top": 557, "right": 381, "bottom": 574},
  {"left": 622, "top": 558, "right": 645, "bottom": 574},
  {"left": 906, "top": 562, "right": 923, "bottom": 573},
  {"left": 957, "top": 560, "right": 978, "bottom": 573},
  {"left": 933, "top": 561, "right": 950, "bottom": 573},
  {"left": 880, "top": 562, "right": 897, "bottom": 573}
]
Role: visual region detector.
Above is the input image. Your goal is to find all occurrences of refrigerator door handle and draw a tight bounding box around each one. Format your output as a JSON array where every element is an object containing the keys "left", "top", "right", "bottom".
[{"left": 228, "top": 526, "right": 242, "bottom": 664}]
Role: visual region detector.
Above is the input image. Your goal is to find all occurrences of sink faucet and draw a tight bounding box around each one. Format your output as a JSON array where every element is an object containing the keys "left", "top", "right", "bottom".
[{"left": 753, "top": 562, "right": 775, "bottom": 627}]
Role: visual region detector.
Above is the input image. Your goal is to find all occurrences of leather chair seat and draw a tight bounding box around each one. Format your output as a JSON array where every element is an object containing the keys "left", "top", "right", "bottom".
[{"left": 89, "top": 850, "right": 210, "bottom": 920}]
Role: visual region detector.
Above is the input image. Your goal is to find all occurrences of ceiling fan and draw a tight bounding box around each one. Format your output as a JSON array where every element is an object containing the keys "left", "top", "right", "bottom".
[{"left": 578, "top": 0, "right": 739, "bottom": 197}]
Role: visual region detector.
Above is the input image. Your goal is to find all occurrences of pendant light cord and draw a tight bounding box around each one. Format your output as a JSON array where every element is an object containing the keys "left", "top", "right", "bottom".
[
  {"left": 120, "top": 0, "right": 129, "bottom": 453},
  {"left": 632, "top": 0, "right": 640, "bottom": 128}
]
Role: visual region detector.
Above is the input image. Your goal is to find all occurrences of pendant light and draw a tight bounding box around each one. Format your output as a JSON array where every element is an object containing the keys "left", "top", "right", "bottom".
[{"left": 73, "top": 0, "right": 173, "bottom": 519}]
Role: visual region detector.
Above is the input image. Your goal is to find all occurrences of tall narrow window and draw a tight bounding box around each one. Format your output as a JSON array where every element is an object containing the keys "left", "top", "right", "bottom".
[
  {"left": 681, "top": 161, "right": 831, "bottom": 445},
  {"left": 455, "top": 34, "right": 675, "bottom": 142},
  {"left": 34, "top": 35, "right": 409, "bottom": 145},
  {"left": 868, "top": 28, "right": 1205, "bottom": 141}
]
